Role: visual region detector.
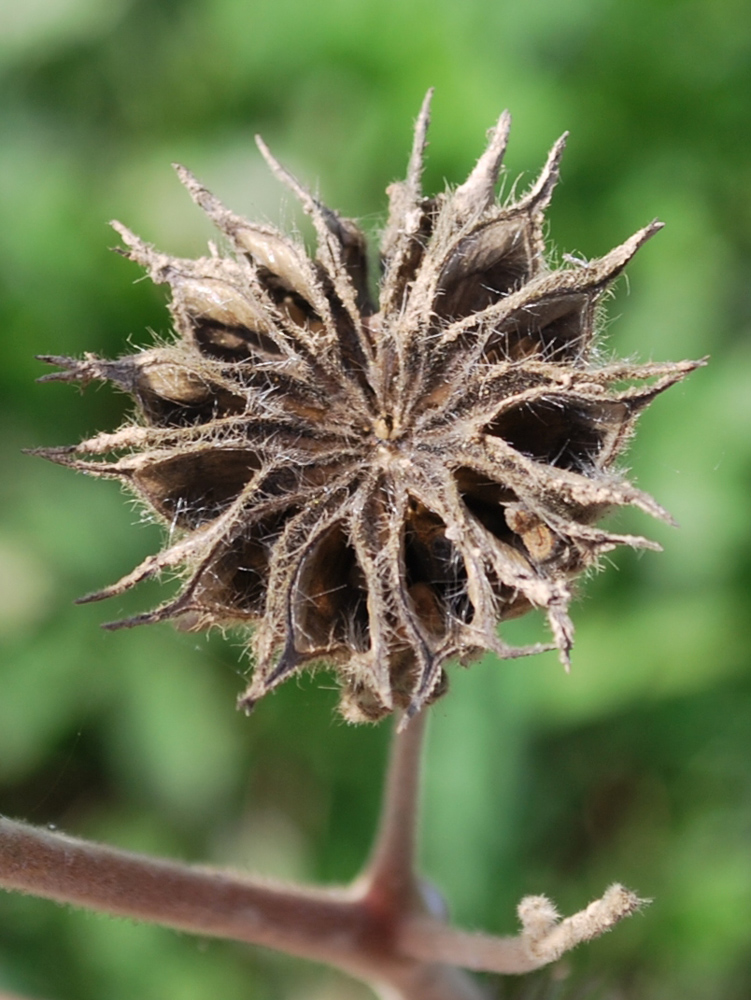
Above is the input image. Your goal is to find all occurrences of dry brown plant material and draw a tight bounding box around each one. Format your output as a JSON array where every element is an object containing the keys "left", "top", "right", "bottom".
[
  {"left": 7, "top": 93, "right": 706, "bottom": 998},
  {"left": 37, "top": 91, "right": 700, "bottom": 724}
]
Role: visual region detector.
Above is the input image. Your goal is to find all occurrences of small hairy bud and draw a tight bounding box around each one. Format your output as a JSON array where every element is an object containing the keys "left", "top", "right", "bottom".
[
  {"left": 37, "top": 92, "right": 703, "bottom": 723},
  {"left": 519, "top": 883, "right": 646, "bottom": 964}
]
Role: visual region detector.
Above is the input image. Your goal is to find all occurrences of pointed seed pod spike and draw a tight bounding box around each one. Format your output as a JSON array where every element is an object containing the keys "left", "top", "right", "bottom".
[
  {"left": 560, "top": 523, "right": 663, "bottom": 553},
  {"left": 405, "top": 88, "right": 434, "bottom": 200},
  {"left": 236, "top": 684, "right": 258, "bottom": 714},
  {"left": 378, "top": 91, "right": 435, "bottom": 310},
  {"left": 254, "top": 134, "right": 354, "bottom": 255},
  {"left": 254, "top": 134, "right": 370, "bottom": 321},
  {"left": 35, "top": 353, "right": 110, "bottom": 386},
  {"left": 35, "top": 354, "right": 86, "bottom": 383},
  {"left": 100, "top": 583, "right": 206, "bottom": 629},
  {"left": 618, "top": 363, "right": 703, "bottom": 413},
  {"left": 511, "top": 642, "right": 556, "bottom": 659},
  {"left": 101, "top": 609, "right": 171, "bottom": 631},
  {"left": 172, "top": 163, "right": 261, "bottom": 250},
  {"left": 513, "top": 131, "right": 568, "bottom": 216},
  {"left": 109, "top": 220, "right": 160, "bottom": 271},
  {"left": 613, "top": 357, "right": 708, "bottom": 383},
  {"left": 31, "top": 450, "right": 133, "bottom": 478},
  {"left": 434, "top": 222, "right": 663, "bottom": 358},
  {"left": 69, "top": 425, "right": 157, "bottom": 457},
  {"left": 453, "top": 109, "right": 512, "bottom": 217},
  {"left": 76, "top": 588, "right": 121, "bottom": 606},
  {"left": 25, "top": 446, "right": 80, "bottom": 468},
  {"left": 255, "top": 134, "right": 321, "bottom": 218},
  {"left": 173, "top": 162, "right": 225, "bottom": 218},
  {"left": 24, "top": 444, "right": 76, "bottom": 459},
  {"left": 74, "top": 557, "right": 160, "bottom": 605},
  {"left": 109, "top": 219, "right": 141, "bottom": 250},
  {"left": 504, "top": 220, "right": 665, "bottom": 308},
  {"left": 623, "top": 536, "right": 663, "bottom": 552},
  {"left": 75, "top": 528, "right": 212, "bottom": 605},
  {"left": 35, "top": 370, "right": 83, "bottom": 386},
  {"left": 619, "top": 482, "right": 675, "bottom": 525},
  {"left": 585, "top": 220, "right": 664, "bottom": 286},
  {"left": 172, "top": 162, "right": 307, "bottom": 275}
]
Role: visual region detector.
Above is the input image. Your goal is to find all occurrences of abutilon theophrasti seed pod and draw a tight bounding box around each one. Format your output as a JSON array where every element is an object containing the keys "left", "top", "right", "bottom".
[{"left": 38, "top": 92, "right": 702, "bottom": 723}]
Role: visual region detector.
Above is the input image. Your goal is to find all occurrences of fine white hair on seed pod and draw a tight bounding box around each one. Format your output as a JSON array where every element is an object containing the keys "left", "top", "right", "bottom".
[{"left": 36, "top": 92, "right": 705, "bottom": 725}]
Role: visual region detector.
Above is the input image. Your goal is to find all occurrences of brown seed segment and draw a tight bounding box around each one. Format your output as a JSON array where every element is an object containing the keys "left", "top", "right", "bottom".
[{"left": 37, "top": 94, "right": 704, "bottom": 722}]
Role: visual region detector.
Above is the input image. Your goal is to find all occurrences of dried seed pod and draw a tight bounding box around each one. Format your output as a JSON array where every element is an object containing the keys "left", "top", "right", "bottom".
[{"left": 38, "top": 92, "right": 704, "bottom": 723}]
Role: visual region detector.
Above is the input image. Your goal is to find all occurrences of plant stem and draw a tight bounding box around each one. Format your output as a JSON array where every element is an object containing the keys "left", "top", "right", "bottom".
[
  {"left": 362, "top": 708, "right": 427, "bottom": 907},
  {"left": 0, "top": 713, "right": 486, "bottom": 999},
  {"left": 0, "top": 710, "right": 640, "bottom": 1000},
  {"left": 0, "top": 816, "right": 367, "bottom": 974}
]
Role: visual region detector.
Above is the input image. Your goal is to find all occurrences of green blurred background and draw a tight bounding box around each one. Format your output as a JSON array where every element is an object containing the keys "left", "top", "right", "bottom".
[{"left": 1, "top": 0, "right": 750, "bottom": 997}]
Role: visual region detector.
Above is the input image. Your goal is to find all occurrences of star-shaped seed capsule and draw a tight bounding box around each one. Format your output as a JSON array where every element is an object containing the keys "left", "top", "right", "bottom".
[{"left": 38, "top": 92, "right": 702, "bottom": 723}]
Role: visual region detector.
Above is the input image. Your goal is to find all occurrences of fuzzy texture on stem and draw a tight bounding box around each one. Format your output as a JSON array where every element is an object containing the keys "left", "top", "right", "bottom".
[{"left": 0, "top": 714, "right": 644, "bottom": 999}]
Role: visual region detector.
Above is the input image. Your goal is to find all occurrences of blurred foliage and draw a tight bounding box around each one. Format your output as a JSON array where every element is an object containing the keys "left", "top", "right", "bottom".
[{"left": 1, "top": 0, "right": 750, "bottom": 997}]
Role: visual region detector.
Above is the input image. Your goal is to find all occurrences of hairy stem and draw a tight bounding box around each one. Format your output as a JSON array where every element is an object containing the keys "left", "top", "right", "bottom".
[
  {"left": 401, "top": 884, "right": 645, "bottom": 975},
  {"left": 0, "top": 816, "right": 369, "bottom": 974},
  {"left": 362, "top": 709, "right": 427, "bottom": 906},
  {"left": 0, "top": 714, "right": 487, "bottom": 1000},
  {"left": 0, "top": 710, "right": 640, "bottom": 1000}
]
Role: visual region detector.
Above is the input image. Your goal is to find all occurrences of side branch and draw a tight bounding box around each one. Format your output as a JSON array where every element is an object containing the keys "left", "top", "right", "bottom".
[{"left": 401, "top": 884, "right": 646, "bottom": 974}]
